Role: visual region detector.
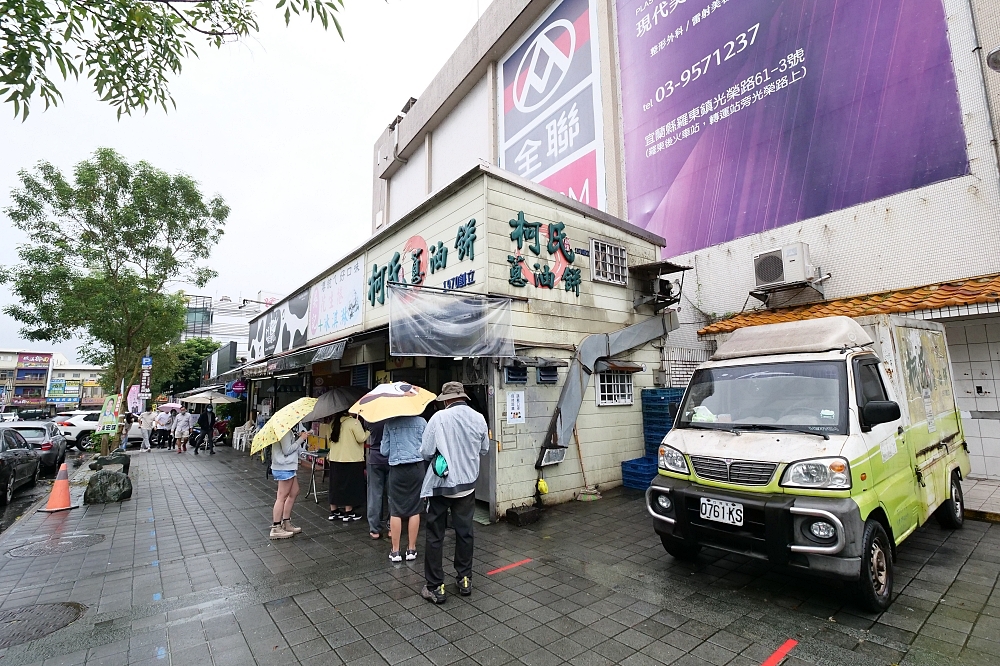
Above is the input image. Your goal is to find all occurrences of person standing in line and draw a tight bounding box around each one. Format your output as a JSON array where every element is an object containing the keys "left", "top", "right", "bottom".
[
  {"left": 419, "top": 382, "right": 489, "bottom": 604},
  {"left": 365, "top": 420, "right": 389, "bottom": 540},
  {"left": 138, "top": 408, "right": 156, "bottom": 452},
  {"left": 381, "top": 414, "right": 426, "bottom": 563},
  {"left": 327, "top": 410, "right": 369, "bottom": 523},
  {"left": 195, "top": 407, "right": 216, "bottom": 455},
  {"left": 269, "top": 425, "right": 310, "bottom": 539},
  {"left": 157, "top": 409, "right": 175, "bottom": 449},
  {"left": 172, "top": 406, "right": 193, "bottom": 453}
]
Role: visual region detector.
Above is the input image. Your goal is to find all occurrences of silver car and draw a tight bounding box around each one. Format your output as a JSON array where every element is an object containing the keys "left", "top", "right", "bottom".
[{"left": 8, "top": 422, "right": 68, "bottom": 473}]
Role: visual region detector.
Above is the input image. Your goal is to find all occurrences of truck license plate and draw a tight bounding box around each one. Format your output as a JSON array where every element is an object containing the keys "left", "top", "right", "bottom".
[{"left": 699, "top": 498, "right": 744, "bottom": 526}]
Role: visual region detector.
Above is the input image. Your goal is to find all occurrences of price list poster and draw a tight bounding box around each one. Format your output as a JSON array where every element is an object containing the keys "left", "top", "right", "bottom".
[{"left": 615, "top": 0, "right": 970, "bottom": 256}]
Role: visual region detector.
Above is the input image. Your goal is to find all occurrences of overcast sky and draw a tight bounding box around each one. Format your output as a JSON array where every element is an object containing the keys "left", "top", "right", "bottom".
[{"left": 0, "top": 0, "right": 492, "bottom": 362}]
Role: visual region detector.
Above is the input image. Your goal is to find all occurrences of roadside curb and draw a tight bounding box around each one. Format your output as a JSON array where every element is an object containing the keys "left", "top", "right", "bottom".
[{"left": 964, "top": 508, "right": 1000, "bottom": 523}]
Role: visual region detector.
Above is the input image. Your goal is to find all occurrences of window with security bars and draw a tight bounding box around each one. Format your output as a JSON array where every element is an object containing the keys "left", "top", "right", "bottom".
[
  {"left": 596, "top": 371, "right": 634, "bottom": 406},
  {"left": 590, "top": 239, "right": 628, "bottom": 285}
]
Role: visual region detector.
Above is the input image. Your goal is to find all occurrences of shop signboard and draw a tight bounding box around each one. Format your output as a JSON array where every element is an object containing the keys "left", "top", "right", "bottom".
[
  {"left": 498, "top": 0, "right": 605, "bottom": 210},
  {"left": 614, "top": 0, "right": 969, "bottom": 257},
  {"left": 248, "top": 290, "right": 310, "bottom": 360},
  {"left": 308, "top": 257, "right": 364, "bottom": 341},
  {"left": 366, "top": 215, "right": 485, "bottom": 311},
  {"left": 16, "top": 353, "right": 51, "bottom": 369},
  {"left": 232, "top": 380, "right": 246, "bottom": 394},
  {"left": 46, "top": 377, "right": 82, "bottom": 404}
]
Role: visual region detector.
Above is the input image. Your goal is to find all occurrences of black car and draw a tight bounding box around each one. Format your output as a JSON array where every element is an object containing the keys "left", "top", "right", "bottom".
[
  {"left": 8, "top": 422, "right": 67, "bottom": 473},
  {"left": 0, "top": 428, "right": 41, "bottom": 505}
]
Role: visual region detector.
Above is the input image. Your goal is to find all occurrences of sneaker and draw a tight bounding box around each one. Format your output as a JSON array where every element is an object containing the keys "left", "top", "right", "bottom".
[
  {"left": 269, "top": 525, "right": 294, "bottom": 540},
  {"left": 405, "top": 549, "right": 417, "bottom": 561},
  {"left": 421, "top": 584, "right": 447, "bottom": 604},
  {"left": 457, "top": 576, "right": 471, "bottom": 596},
  {"left": 341, "top": 511, "right": 362, "bottom": 522},
  {"left": 328, "top": 510, "right": 343, "bottom": 521},
  {"left": 389, "top": 551, "right": 403, "bottom": 563},
  {"left": 281, "top": 519, "right": 302, "bottom": 534}
]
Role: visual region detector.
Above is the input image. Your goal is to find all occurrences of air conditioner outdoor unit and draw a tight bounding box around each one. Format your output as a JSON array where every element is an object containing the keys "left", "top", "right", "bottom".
[{"left": 753, "top": 242, "right": 816, "bottom": 288}]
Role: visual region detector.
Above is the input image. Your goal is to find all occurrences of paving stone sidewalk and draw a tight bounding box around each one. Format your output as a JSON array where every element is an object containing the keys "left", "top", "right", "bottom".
[{"left": 0, "top": 448, "right": 997, "bottom": 666}]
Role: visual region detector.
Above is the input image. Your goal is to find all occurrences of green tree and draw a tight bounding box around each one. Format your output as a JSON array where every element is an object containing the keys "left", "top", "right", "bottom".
[
  {"left": 1, "top": 0, "right": 345, "bottom": 119},
  {"left": 156, "top": 337, "right": 221, "bottom": 395},
  {"left": 1, "top": 147, "right": 228, "bottom": 452}
]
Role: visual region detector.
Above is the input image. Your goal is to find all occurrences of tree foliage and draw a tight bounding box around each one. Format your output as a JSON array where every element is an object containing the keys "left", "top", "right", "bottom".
[
  {"left": 1, "top": 0, "right": 345, "bottom": 118},
  {"left": 1, "top": 147, "right": 228, "bottom": 404},
  {"left": 153, "top": 337, "right": 221, "bottom": 395}
]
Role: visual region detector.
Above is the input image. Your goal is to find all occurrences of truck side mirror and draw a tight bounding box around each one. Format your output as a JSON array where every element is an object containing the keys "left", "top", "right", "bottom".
[{"left": 863, "top": 401, "right": 901, "bottom": 427}]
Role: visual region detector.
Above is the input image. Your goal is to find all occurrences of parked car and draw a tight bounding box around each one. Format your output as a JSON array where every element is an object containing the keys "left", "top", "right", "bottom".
[
  {"left": 8, "top": 422, "right": 67, "bottom": 473},
  {"left": 646, "top": 315, "right": 970, "bottom": 611},
  {"left": 55, "top": 411, "right": 100, "bottom": 450},
  {"left": 55, "top": 411, "right": 141, "bottom": 451},
  {"left": 0, "top": 427, "right": 40, "bottom": 504}
]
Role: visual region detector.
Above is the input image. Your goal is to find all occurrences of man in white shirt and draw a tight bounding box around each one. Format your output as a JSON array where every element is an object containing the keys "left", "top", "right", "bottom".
[
  {"left": 172, "top": 406, "right": 194, "bottom": 453},
  {"left": 155, "top": 409, "right": 173, "bottom": 449},
  {"left": 138, "top": 409, "right": 156, "bottom": 452}
]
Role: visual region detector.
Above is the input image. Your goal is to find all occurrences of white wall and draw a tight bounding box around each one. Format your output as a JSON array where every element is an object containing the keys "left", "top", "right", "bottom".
[
  {"left": 430, "top": 76, "right": 490, "bottom": 193},
  {"left": 666, "top": 0, "right": 1000, "bottom": 328},
  {"left": 388, "top": 142, "right": 427, "bottom": 224},
  {"left": 946, "top": 318, "right": 1000, "bottom": 479}
]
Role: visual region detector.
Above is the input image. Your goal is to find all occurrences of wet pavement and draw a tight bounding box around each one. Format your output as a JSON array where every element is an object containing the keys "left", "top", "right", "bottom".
[{"left": 0, "top": 448, "right": 996, "bottom": 665}]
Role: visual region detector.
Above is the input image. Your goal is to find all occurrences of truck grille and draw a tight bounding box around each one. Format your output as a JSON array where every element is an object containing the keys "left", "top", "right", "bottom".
[{"left": 690, "top": 456, "right": 777, "bottom": 486}]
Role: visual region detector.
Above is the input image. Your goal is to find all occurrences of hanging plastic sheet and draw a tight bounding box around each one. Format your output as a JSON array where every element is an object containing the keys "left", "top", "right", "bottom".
[{"left": 388, "top": 284, "right": 514, "bottom": 357}]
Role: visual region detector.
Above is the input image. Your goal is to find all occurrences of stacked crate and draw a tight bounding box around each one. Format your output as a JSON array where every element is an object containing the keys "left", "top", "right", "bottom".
[{"left": 621, "top": 388, "right": 686, "bottom": 489}]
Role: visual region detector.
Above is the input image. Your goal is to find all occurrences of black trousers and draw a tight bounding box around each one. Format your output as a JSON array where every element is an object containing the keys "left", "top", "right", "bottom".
[
  {"left": 424, "top": 493, "right": 475, "bottom": 587},
  {"left": 156, "top": 430, "right": 172, "bottom": 448}
]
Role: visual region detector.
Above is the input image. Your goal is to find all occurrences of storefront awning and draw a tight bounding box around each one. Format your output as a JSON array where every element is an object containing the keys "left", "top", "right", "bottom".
[
  {"left": 388, "top": 285, "right": 514, "bottom": 357},
  {"left": 593, "top": 360, "right": 644, "bottom": 373}
]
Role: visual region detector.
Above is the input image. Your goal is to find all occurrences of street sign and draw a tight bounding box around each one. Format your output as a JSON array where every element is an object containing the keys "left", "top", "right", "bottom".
[{"left": 139, "top": 356, "right": 153, "bottom": 399}]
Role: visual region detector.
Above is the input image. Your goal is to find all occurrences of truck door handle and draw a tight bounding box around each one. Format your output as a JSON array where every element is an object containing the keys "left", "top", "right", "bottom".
[{"left": 898, "top": 427, "right": 904, "bottom": 436}]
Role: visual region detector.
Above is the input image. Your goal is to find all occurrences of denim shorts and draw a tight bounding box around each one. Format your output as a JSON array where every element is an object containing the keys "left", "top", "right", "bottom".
[{"left": 271, "top": 469, "right": 296, "bottom": 481}]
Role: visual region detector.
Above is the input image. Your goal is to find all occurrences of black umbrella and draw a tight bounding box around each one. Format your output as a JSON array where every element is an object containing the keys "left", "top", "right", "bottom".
[{"left": 301, "top": 386, "right": 368, "bottom": 422}]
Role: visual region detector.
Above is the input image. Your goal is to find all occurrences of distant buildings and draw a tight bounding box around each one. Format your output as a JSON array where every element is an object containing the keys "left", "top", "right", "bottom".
[{"left": 0, "top": 350, "right": 105, "bottom": 414}]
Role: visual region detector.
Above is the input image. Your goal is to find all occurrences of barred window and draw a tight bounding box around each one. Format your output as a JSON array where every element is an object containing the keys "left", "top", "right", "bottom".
[
  {"left": 591, "top": 239, "right": 628, "bottom": 285},
  {"left": 596, "top": 371, "right": 634, "bottom": 406}
]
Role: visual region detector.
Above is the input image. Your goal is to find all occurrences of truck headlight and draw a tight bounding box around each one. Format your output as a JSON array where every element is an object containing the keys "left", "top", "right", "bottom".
[
  {"left": 658, "top": 445, "right": 689, "bottom": 474},
  {"left": 780, "top": 457, "right": 851, "bottom": 490}
]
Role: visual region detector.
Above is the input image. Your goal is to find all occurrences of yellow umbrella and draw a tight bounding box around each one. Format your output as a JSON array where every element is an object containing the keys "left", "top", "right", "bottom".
[
  {"left": 350, "top": 382, "right": 436, "bottom": 423},
  {"left": 250, "top": 396, "right": 318, "bottom": 456}
]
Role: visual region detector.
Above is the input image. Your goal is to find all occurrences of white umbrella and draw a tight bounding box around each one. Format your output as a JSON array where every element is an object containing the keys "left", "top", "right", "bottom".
[{"left": 182, "top": 391, "right": 241, "bottom": 405}]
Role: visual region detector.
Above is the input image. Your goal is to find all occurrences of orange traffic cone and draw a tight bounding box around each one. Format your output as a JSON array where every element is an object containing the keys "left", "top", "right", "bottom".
[{"left": 40, "top": 463, "right": 77, "bottom": 512}]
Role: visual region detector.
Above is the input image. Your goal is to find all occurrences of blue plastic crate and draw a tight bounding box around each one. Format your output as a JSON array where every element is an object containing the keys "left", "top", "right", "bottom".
[
  {"left": 622, "top": 455, "right": 659, "bottom": 489},
  {"left": 641, "top": 388, "right": 686, "bottom": 402}
]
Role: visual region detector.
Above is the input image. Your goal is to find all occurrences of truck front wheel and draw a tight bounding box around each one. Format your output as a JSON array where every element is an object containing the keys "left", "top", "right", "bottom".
[
  {"left": 660, "top": 535, "right": 701, "bottom": 560},
  {"left": 935, "top": 472, "right": 964, "bottom": 530},
  {"left": 858, "top": 519, "right": 894, "bottom": 612}
]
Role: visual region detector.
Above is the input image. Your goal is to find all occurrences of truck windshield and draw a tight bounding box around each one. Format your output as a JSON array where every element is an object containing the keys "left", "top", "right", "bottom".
[{"left": 677, "top": 361, "right": 848, "bottom": 436}]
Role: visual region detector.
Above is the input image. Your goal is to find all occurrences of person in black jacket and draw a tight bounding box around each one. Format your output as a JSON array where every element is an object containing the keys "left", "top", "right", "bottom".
[{"left": 195, "top": 407, "right": 217, "bottom": 455}]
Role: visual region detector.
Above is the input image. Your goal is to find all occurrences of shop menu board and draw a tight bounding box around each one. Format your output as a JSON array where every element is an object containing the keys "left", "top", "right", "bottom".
[
  {"left": 498, "top": 0, "right": 606, "bottom": 210},
  {"left": 615, "top": 0, "right": 969, "bottom": 256}
]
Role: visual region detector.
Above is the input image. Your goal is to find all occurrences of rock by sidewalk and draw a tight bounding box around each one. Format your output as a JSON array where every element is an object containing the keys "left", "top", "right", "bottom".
[{"left": 83, "top": 470, "right": 133, "bottom": 504}]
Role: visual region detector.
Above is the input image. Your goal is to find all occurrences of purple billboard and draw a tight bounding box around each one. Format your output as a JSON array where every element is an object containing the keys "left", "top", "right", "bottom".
[{"left": 616, "top": 0, "right": 969, "bottom": 256}]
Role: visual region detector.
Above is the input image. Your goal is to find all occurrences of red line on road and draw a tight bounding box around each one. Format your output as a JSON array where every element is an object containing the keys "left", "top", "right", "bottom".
[
  {"left": 486, "top": 558, "right": 533, "bottom": 575},
  {"left": 761, "top": 639, "right": 798, "bottom": 666}
]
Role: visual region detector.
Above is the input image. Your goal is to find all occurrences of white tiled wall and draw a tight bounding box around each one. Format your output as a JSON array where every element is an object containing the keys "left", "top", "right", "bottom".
[{"left": 946, "top": 318, "right": 1000, "bottom": 478}]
